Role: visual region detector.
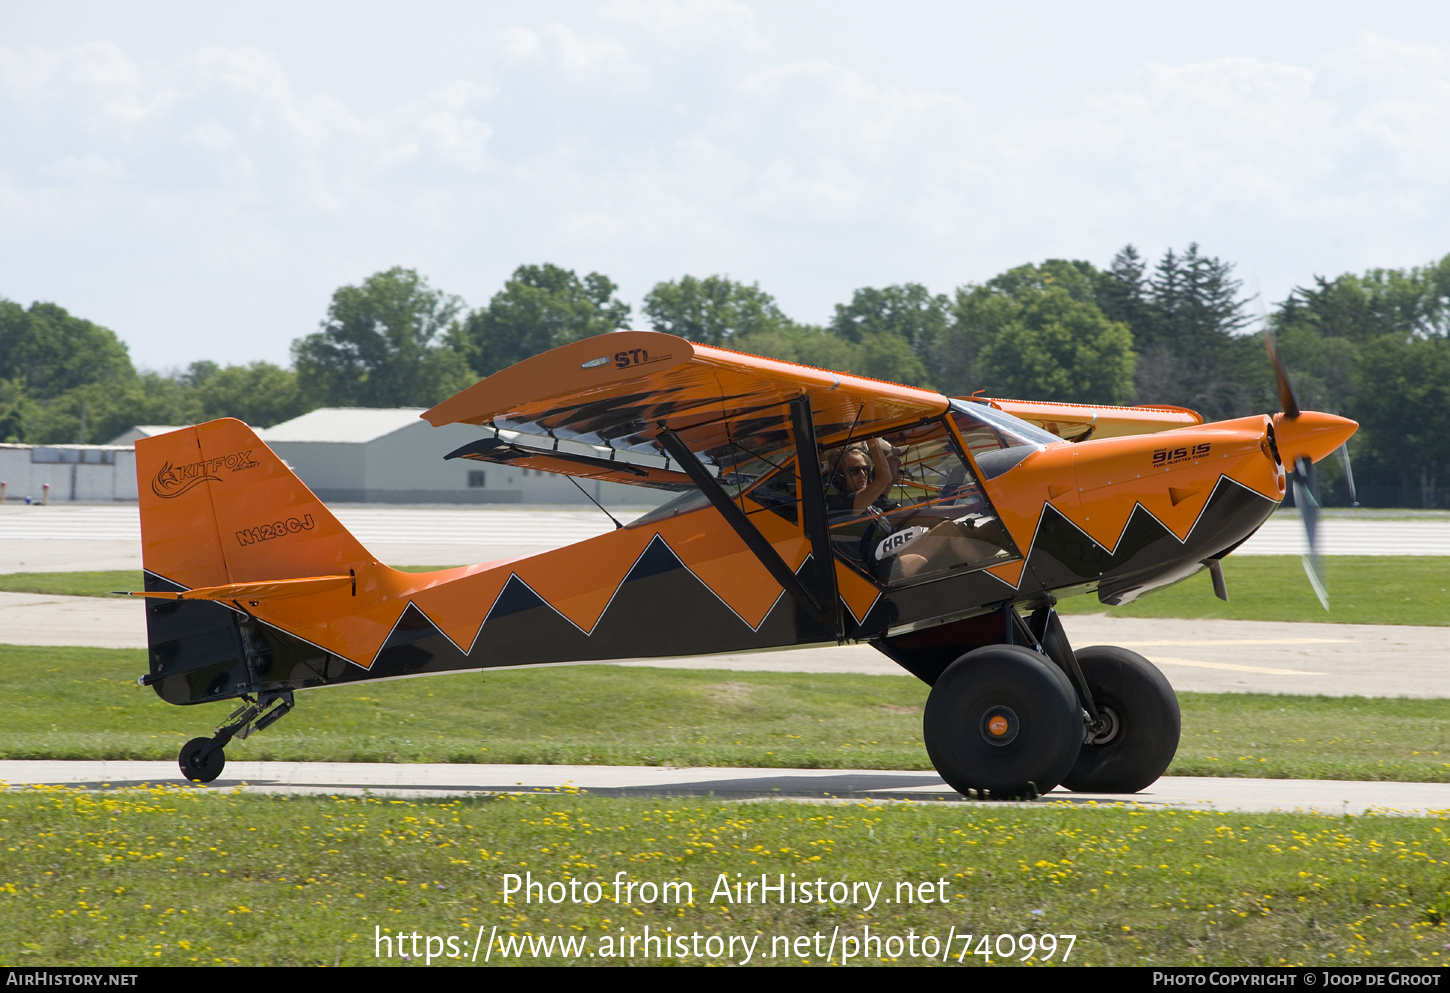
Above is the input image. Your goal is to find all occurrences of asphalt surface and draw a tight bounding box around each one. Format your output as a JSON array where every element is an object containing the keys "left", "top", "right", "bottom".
[
  {"left": 3, "top": 504, "right": 1450, "bottom": 573},
  {"left": 1, "top": 760, "right": 1445, "bottom": 815}
]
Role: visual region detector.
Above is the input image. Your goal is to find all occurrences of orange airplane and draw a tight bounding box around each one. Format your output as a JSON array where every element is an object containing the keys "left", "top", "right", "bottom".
[{"left": 132, "top": 331, "right": 1355, "bottom": 797}]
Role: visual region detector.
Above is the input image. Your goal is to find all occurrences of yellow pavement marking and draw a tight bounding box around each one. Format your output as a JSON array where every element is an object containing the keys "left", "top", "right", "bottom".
[{"left": 1147, "top": 656, "right": 1325, "bottom": 675}]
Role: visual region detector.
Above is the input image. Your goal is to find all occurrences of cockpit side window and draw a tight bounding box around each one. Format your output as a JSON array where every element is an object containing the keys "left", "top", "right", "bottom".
[{"left": 821, "top": 418, "right": 1021, "bottom": 588}]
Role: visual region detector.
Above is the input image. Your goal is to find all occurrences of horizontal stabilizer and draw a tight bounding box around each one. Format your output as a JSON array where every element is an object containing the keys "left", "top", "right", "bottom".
[{"left": 120, "top": 575, "right": 353, "bottom": 602}]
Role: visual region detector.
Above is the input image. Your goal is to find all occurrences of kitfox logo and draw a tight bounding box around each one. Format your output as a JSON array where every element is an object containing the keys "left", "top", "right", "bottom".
[{"left": 150, "top": 451, "right": 260, "bottom": 499}]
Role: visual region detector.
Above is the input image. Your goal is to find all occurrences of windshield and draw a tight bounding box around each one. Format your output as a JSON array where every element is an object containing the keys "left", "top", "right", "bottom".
[{"left": 949, "top": 400, "right": 1060, "bottom": 480}]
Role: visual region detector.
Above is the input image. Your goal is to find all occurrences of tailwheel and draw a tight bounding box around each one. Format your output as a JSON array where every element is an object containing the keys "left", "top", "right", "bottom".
[
  {"left": 923, "top": 645, "right": 1081, "bottom": 800},
  {"left": 174, "top": 691, "right": 294, "bottom": 784},
  {"left": 179, "top": 736, "right": 225, "bottom": 784},
  {"left": 1062, "top": 646, "right": 1180, "bottom": 794}
]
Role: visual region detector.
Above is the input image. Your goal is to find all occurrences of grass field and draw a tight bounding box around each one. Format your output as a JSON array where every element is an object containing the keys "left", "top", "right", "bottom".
[
  {"left": 1055, "top": 556, "right": 1450, "bottom": 626},
  {"left": 0, "top": 787, "right": 1445, "bottom": 967},
  {"left": 4, "top": 556, "right": 1447, "bottom": 625},
  {"left": 3, "top": 645, "right": 1448, "bottom": 782}
]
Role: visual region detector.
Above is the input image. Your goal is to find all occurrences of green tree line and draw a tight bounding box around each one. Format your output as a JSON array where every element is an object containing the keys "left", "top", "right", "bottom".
[{"left": 3, "top": 248, "right": 1447, "bottom": 506}]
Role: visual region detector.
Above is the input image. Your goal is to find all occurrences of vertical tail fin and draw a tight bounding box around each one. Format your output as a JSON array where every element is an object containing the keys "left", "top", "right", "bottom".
[
  {"left": 136, "top": 419, "right": 393, "bottom": 704},
  {"left": 138, "top": 418, "right": 375, "bottom": 589}
]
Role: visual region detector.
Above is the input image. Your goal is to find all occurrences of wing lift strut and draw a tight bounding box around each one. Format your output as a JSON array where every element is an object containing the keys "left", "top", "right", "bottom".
[{"left": 657, "top": 394, "right": 843, "bottom": 640}]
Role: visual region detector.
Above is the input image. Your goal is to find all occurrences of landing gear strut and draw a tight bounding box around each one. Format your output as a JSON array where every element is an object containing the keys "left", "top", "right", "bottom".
[{"left": 177, "top": 691, "right": 294, "bottom": 783}]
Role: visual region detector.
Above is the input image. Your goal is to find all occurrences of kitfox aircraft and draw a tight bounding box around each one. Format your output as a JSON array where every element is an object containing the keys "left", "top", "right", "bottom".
[{"left": 132, "top": 331, "right": 1356, "bottom": 797}]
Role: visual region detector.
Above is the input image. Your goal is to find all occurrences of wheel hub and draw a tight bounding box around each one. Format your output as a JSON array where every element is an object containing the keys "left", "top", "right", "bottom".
[
  {"left": 1085, "top": 704, "right": 1121, "bottom": 746},
  {"left": 980, "top": 705, "right": 1020, "bottom": 746}
]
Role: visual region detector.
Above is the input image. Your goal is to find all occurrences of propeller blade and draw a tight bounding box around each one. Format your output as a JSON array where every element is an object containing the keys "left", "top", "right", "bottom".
[
  {"left": 1262, "top": 295, "right": 1333, "bottom": 608},
  {"left": 1339, "top": 443, "right": 1359, "bottom": 508},
  {"left": 1292, "top": 455, "right": 1328, "bottom": 610},
  {"left": 1263, "top": 322, "right": 1301, "bottom": 419}
]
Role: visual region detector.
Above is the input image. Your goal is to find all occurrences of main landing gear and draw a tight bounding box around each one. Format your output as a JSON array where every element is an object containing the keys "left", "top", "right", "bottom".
[
  {"left": 919, "top": 608, "right": 1180, "bottom": 800},
  {"left": 1062, "top": 646, "right": 1180, "bottom": 793},
  {"left": 178, "top": 691, "right": 294, "bottom": 783},
  {"left": 923, "top": 644, "right": 1080, "bottom": 800}
]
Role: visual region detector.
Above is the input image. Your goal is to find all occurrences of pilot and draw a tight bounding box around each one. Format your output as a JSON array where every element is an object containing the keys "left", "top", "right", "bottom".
[
  {"left": 822, "top": 437, "right": 893, "bottom": 519},
  {"left": 824, "top": 436, "right": 1005, "bottom": 584},
  {"left": 874, "top": 442, "right": 907, "bottom": 513},
  {"left": 821, "top": 438, "right": 908, "bottom": 574}
]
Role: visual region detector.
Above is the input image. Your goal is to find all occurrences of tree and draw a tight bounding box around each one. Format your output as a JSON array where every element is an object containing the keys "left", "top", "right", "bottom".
[
  {"left": 977, "top": 287, "right": 1136, "bottom": 404},
  {"left": 733, "top": 322, "right": 864, "bottom": 373},
  {"left": 191, "top": 361, "right": 311, "bottom": 428},
  {"left": 27, "top": 374, "right": 199, "bottom": 445},
  {"left": 1105, "top": 244, "right": 1260, "bottom": 420},
  {"left": 1274, "top": 252, "right": 1450, "bottom": 507},
  {"left": 1354, "top": 335, "right": 1450, "bottom": 507},
  {"left": 292, "top": 267, "right": 473, "bottom": 407},
  {"left": 458, "top": 264, "right": 632, "bottom": 378},
  {"left": 0, "top": 378, "right": 38, "bottom": 444},
  {"left": 830, "top": 284, "right": 948, "bottom": 352},
  {"left": 1095, "top": 246, "right": 1153, "bottom": 337},
  {"left": 983, "top": 259, "right": 1101, "bottom": 304},
  {"left": 829, "top": 284, "right": 946, "bottom": 389},
  {"left": 642, "top": 275, "right": 792, "bottom": 346},
  {"left": 935, "top": 260, "right": 1135, "bottom": 403},
  {"left": 0, "top": 299, "right": 134, "bottom": 400}
]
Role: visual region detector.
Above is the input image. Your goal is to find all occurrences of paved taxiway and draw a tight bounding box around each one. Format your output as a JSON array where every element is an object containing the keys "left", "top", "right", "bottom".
[
  {"left": 3, "top": 504, "right": 1450, "bottom": 573},
  {"left": 1, "top": 761, "right": 1445, "bottom": 816}
]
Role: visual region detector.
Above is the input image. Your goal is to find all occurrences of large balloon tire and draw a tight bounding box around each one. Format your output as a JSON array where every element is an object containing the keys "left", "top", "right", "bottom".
[
  {"left": 1061, "top": 646, "right": 1180, "bottom": 794},
  {"left": 179, "top": 737, "right": 225, "bottom": 784},
  {"left": 923, "top": 645, "right": 1081, "bottom": 800}
]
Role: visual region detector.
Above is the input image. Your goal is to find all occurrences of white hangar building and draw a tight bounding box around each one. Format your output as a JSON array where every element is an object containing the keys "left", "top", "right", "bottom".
[
  {"left": 258, "top": 408, "right": 666, "bottom": 507},
  {"left": 0, "top": 443, "right": 138, "bottom": 503}
]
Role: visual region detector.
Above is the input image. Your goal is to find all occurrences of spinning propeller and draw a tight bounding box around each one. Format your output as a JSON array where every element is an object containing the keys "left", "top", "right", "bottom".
[{"left": 1263, "top": 325, "right": 1357, "bottom": 609}]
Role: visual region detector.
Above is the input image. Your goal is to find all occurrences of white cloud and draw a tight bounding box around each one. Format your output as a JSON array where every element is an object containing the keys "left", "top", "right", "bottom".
[
  {"left": 601, "top": 0, "right": 769, "bottom": 52},
  {"left": 500, "top": 26, "right": 543, "bottom": 63},
  {"left": 543, "top": 23, "right": 640, "bottom": 78},
  {"left": 1327, "top": 33, "right": 1450, "bottom": 183},
  {"left": 41, "top": 152, "right": 128, "bottom": 180},
  {"left": 1064, "top": 57, "right": 1340, "bottom": 210},
  {"left": 741, "top": 57, "right": 973, "bottom": 152}
]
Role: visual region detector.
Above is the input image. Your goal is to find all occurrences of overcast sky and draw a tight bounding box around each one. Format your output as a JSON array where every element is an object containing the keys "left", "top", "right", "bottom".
[{"left": 4, "top": 1, "right": 1449, "bottom": 372}]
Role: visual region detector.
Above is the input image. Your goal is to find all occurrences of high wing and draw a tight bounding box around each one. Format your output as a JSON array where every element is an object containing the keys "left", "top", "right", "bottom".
[
  {"left": 424, "top": 331, "right": 950, "bottom": 483},
  {"left": 964, "top": 396, "right": 1203, "bottom": 442}
]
